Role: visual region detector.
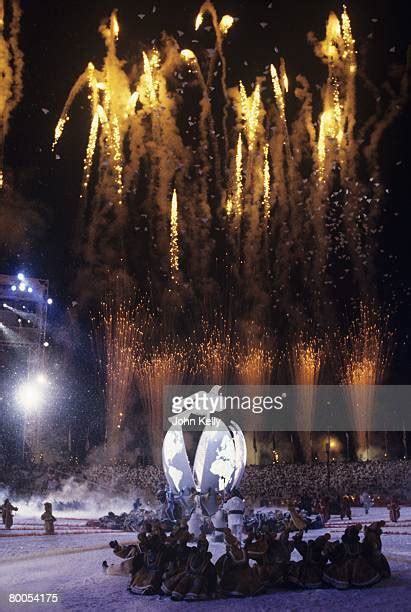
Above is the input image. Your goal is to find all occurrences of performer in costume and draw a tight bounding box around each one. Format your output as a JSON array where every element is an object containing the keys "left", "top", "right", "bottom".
[
  {"left": 387, "top": 497, "right": 400, "bottom": 523},
  {"left": 161, "top": 528, "right": 193, "bottom": 596},
  {"left": 103, "top": 539, "right": 142, "bottom": 576},
  {"left": 223, "top": 490, "right": 245, "bottom": 542},
  {"left": 359, "top": 491, "right": 372, "bottom": 515},
  {"left": 340, "top": 495, "right": 352, "bottom": 520},
  {"left": 216, "top": 528, "right": 265, "bottom": 597},
  {"left": 287, "top": 503, "right": 307, "bottom": 531},
  {"left": 287, "top": 531, "right": 331, "bottom": 588},
  {"left": 362, "top": 521, "right": 391, "bottom": 579},
  {"left": 41, "top": 502, "right": 56, "bottom": 535},
  {"left": 1, "top": 498, "right": 18, "bottom": 530},
  {"left": 323, "top": 524, "right": 381, "bottom": 589},
  {"left": 319, "top": 496, "right": 330, "bottom": 526},
  {"left": 168, "top": 531, "right": 217, "bottom": 601},
  {"left": 129, "top": 531, "right": 169, "bottom": 595},
  {"left": 246, "top": 527, "right": 294, "bottom": 588}
]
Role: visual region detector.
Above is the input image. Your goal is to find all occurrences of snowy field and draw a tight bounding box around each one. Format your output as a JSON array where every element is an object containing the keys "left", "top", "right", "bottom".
[{"left": 0, "top": 506, "right": 410, "bottom": 612}]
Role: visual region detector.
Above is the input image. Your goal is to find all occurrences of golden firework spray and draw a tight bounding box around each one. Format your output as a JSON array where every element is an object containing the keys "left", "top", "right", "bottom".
[
  {"left": 0, "top": 0, "right": 23, "bottom": 189},
  {"left": 170, "top": 188, "right": 179, "bottom": 278}
]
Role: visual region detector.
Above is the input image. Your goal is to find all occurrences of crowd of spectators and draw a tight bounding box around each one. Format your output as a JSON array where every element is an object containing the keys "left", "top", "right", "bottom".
[{"left": 1, "top": 459, "right": 409, "bottom": 504}]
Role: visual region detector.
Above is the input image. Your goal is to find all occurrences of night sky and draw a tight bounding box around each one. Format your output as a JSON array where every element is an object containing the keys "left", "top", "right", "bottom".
[{"left": 1, "top": 0, "right": 410, "bottom": 458}]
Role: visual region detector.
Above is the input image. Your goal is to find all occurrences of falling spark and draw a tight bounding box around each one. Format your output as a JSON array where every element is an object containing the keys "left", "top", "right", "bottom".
[
  {"left": 195, "top": 11, "right": 204, "bottom": 31},
  {"left": 219, "top": 14, "right": 234, "bottom": 35},
  {"left": 290, "top": 336, "right": 322, "bottom": 462},
  {"left": 263, "top": 143, "right": 271, "bottom": 219},
  {"left": 234, "top": 133, "right": 243, "bottom": 216},
  {"left": 239, "top": 81, "right": 261, "bottom": 151},
  {"left": 341, "top": 303, "right": 392, "bottom": 458},
  {"left": 270, "top": 64, "right": 286, "bottom": 121},
  {"left": 170, "top": 188, "right": 179, "bottom": 276},
  {"left": 92, "top": 289, "right": 150, "bottom": 459},
  {"left": 135, "top": 342, "right": 187, "bottom": 464}
]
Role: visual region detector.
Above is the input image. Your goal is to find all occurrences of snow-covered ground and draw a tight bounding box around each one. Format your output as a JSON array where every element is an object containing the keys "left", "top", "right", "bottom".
[{"left": 0, "top": 506, "right": 410, "bottom": 612}]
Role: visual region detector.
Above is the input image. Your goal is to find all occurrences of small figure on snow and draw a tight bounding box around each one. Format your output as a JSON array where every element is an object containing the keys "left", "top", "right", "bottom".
[
  {"left": 41, "top": 502, "right": 56, "bottom": 535},
  {"left": 359, "top": 491, "right": 372, "bottom": 515},
  {"left": 340, "top": 495, "right": 352, "bottom": 520},
  {"left": 1, "top": 498, "right": 18, "bottom": 530},
  {"left": 387, "top": 496, "right": 400, "bottom": 523}
]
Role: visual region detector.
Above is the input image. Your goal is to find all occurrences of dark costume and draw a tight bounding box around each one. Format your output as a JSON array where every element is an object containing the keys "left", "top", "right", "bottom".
[
  {"left": 288, "top": 531, "right": 331, "bottom": 588},
  {"left": 161, "top": 529, "right": 193, "bottom": 596},
  {"left": 41, "top": 502, "right": 56, "bottom": 535},
  {"left": 340, "top": 495, "right": 352, "bottom": 520},
  {"left": 105, "top": 540, "right": 142, "bottom": 576},
  {"left": 246, "top": 528, "right": 294, "bottom": 588},
  {"left": 361, "top": 521, "right": 391, "bottom": 579},
  {"left": 1, "top": 499, "right": 18, "bottom": 530},
  {"left": 165, "top": 532, "right": 217, "bottom": 601},
  {"left": 216, "top": 528, "right": 265, "bottom": 597},
  {"left": 319, "top": 496, "right": 330, "bottom": 525},
  {"left": 323, "top": 524, "right": 381, "bottom": 589},
  {"left": 387, "top": 498, "right": 400, "bottom": 523},
  {"left": 129, "top": 531, "right": 169, "bottom": 595}
]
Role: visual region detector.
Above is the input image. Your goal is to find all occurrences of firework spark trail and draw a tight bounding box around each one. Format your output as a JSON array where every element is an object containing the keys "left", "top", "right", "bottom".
[
  {"left": 290, "top": 336, "right": 322, "bottom": 463},
  {"left": 135, "top": 342, "right": 187, "bottom": 465},
  {"left": 170, "top": 188, "right": 179, "bottom": 280},
  {"left": 92, "top": 286, "right": 152, "bottom": 460},
  {"left": 341, "top": 302, "right": 392, "bottom": 459},
  {"left": 0, "top": 0, "right": 23, "bottom": 189},
  {"left": 195, "top": 2, "right": 233, "bottom": 163},
  {"left": 195, "top": 316, "right": 239, "bottom": 386},
  {"left": 236, "top": 330, "right": 275, "bottom": 464},
  {"left": 179, "top": 48, "right": 217, "bottom": 287}
]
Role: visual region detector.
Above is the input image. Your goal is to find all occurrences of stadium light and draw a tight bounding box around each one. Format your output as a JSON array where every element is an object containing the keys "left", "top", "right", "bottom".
[
  {"left": 17, "top": 273, "right": 25, "bottom": 281},
  {"left": 16, "top": 380, "right": 44, "bottom": 412},
  {"left": 47, "top": 298, "right": 53, "bottom": 305},
  {"left": 28, "top": 287, "right": 33, "bottom": 293},
  {"left": 19, "top": 282, "right": 26, "bottom": 292},
  {"left": 11, "top": 285, "right": 17, "bottom": 291}
]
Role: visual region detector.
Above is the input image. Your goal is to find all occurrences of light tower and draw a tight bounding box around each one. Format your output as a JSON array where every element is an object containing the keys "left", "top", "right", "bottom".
[{"left": 0, "top": 272, "right": 51, "bottom": 460}]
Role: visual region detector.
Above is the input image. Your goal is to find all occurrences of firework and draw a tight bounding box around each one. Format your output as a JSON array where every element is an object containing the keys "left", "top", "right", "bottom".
[
  {"left": 135, "top": 341, "right": 187, "bottom": 465},
  {"left": 0, "top": 0, "right": 23, "bottom": 189},
  {"left": 51, "top": 2, "right": 408, "bottom": 326},
  {"left": 290, "top": 336, "right": 323, "bottom": 463},
  {"left": 170, "top": 188, "right": 179, "bottom": 279},
  {"left": 92, "top": 283, "right": 152, "bottom": 459},
  {"left": 341, "top": 303, "right": 392, "bottom": 459}
]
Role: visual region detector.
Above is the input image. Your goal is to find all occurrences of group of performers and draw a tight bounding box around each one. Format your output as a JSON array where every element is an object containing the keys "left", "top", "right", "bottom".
[
  {"left": 103, "top": 496, "right": 392, "bottom": 600},
  {"left": 0, "top": 499, "right": 56, "bottom": 534}
]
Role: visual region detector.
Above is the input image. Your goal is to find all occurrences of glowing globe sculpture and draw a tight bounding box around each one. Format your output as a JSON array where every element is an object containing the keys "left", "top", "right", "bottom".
[{"left": 162, "top": 387, "right": 247, "bottom": 497}]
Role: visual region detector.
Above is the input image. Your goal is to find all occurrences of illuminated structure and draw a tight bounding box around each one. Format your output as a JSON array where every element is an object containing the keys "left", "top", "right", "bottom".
[
  {"left": 162, "top": 388, "right": 247, "bottom": 511},
  {"left": 0, "top": 272, "right": 51, "bottom": 459}
]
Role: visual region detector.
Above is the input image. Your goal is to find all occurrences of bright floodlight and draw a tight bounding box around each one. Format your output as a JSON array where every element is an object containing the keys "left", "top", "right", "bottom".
[
  {"left": 17, "top": 273, "right": 25, "bottom": 281},
  {"left": 47, "top": 298, "right": 53, "bottom": 305},
  {"left": 27, "top": 287, "right": 33, "bottom": 293},
  {"left": 43, "top": 341, "right": 49, "bottom": 347},
  {"left": 11, "top": 285, "right": 17, "bottom": 291},
  {"left": 16, "top": 381, "right": 44, "bottom": 412},
  {"left": 19, "top": 282, "right": 26, "bottom": 292},
  {"left": 36, "top": 373, "right": 48, "bottom": 385},
  {"left": 2, "top": 303, "right": 7, "bottom": 308}
]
